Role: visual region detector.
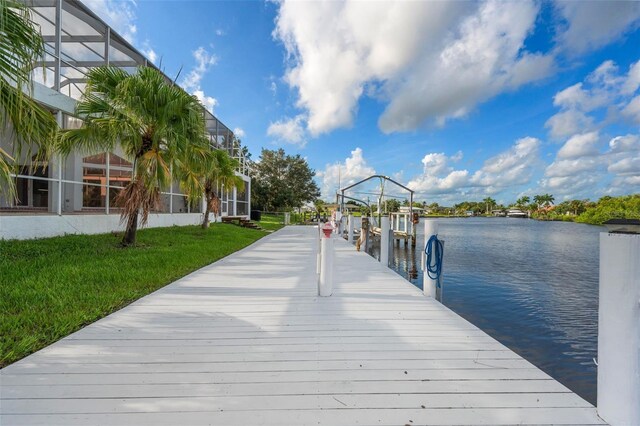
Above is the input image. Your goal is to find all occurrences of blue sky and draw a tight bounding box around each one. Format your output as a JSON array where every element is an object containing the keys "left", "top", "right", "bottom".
[{"left": 87, "top": 0, "right": 640, "bottom": 205}]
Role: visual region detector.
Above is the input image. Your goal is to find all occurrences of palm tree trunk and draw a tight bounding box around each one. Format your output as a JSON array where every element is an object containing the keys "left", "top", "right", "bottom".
[
  {"left": 122, "top": 211, "right": 139, "bottom": 246},
  {"left": 202, "top": 197, "right": 211, "bottom": 229}
]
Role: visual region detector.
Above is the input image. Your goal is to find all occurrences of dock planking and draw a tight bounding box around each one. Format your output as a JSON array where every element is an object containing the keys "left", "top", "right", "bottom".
[{"left": 0, "top": 226, "right": 604, "bottom": 425}]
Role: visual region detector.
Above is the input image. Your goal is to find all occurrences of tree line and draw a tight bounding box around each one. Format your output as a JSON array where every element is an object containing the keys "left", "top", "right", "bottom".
[{"left": 431, "top": 194, "right": 640, "bottom": 225}]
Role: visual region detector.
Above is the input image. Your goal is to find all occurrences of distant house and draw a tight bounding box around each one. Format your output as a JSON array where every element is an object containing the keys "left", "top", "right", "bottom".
[
  {"left": 492, "top": 209, "right": 506, "bottom": 217},
  {"left": 465, "top": 210, "right": 475, "bottom": 217}
]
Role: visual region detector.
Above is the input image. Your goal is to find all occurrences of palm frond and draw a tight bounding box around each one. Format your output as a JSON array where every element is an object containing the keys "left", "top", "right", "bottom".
[{"left": 0, "top": 0, "right": 57, "bottom": 198}]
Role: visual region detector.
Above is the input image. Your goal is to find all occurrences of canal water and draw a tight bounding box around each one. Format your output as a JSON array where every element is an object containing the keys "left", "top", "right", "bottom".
[{"left": 359, "top": 216, "right": 601, "bottom": 405}]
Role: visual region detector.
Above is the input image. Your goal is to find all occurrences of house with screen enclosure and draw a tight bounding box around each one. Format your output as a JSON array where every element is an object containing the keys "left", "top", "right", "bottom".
[{"left": 0, "top": 0, "right": 251, "bottom": 240}]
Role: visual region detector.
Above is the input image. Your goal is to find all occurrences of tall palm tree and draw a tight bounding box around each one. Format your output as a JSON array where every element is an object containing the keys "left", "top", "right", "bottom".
[
  {"left": 516, "top": 196, "right": 530, "bottom": 209},
  {"left": 533, "top": 194, "right": 543, "bottom": 210},
  {"left": 483, "top": 197, "right": 496, "bottom": 214},
  {"left": 178, "top": 147, "right": 244, "bottom": 229},
  {"left": 542, "top": 193, "right": 555, "bottom": 207},
  {"left": 58, "top": 66, "right": 209, "bottom": 245},
  {"left": 0, "top": 0, "right": 57, "bottom": 199}
]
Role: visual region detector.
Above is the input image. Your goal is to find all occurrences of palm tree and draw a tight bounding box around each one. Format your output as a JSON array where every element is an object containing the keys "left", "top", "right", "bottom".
[
  {"left": 180, "top": 148, "right": 245, "bottom": 229},
  {"left": 533, "top": 194, "right": 544, "bottom": 210},
  {"left": 483, "top": 197, "right": 496, "bottom": 214},
  {"left": 0, "top": 0, "right": 57, "bottom": 199},
  {"left": 516, "top": 196, "right": 530, "bottom": 209},
  {"left": 58, "top": 66, "right": 209, "bottom": 245}
]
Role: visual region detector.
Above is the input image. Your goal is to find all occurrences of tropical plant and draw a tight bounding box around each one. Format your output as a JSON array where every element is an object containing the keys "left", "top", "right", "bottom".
[
  {"left": 516, "top": 196, "right": 530, "bottom": 209},
  {"left": 576, "top": 194, "right": 640, "bottom": 225},
  {"left": 482, "top": 197, "right": 496, "bottom": 214},
  {"left": 180, "top": 148, "right": 245, "bottom": 229},
  {"left": 58, "top": 66, "right": 209, "bottom": 245},
  {"left": 0, "top": 0, "right": 57, "bottom": 199},
  {"left": 533, "top": 194, "right": 555, "bottom": 209}
]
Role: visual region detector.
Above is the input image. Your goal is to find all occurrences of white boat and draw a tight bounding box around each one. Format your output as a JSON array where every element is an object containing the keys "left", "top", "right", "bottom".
[{"left": 507, "top": 209, "right": 528, "bottom": 218}]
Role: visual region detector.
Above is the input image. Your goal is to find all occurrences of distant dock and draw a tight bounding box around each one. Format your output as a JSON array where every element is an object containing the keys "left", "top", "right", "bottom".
[{"left": 0, "top": 226, "right": 603, "bottom": 425}]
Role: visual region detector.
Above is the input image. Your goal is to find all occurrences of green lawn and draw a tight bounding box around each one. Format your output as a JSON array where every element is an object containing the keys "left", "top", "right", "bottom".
[
  {"left": 258, "top": 213, "right": 285, "bottom": 231},
  {"left": 0, "top": 224, "right": 270, "bottom": 367}
]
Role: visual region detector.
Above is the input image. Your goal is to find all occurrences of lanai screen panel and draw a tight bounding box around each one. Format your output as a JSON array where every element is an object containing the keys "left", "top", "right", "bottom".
[
  {"left": 21, "top": 0, "right": 244, "bottom": 172},
  {"left": 26, "top": 0, "right": 146, "bottom": 100}
]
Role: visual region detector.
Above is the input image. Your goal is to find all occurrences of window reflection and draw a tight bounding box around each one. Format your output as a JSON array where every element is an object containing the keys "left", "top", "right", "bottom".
[{"left": 82, "top": 153, "right": 132, "bottom": 209}]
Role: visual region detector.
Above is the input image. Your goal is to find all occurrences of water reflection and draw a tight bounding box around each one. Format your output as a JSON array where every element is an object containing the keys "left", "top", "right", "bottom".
[{"left": 355, "top": 216, "right": 601, "bottom": 405}]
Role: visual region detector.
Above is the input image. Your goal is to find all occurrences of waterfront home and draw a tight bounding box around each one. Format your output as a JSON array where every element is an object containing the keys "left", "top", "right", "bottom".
[{"left": 0, "top": 0, "right": 251, "bottom": 241}]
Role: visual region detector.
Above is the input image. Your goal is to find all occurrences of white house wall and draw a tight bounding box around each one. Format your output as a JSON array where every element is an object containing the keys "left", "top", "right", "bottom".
[{"left": 0, "top": 213, "right": 211, "bottom": 241}]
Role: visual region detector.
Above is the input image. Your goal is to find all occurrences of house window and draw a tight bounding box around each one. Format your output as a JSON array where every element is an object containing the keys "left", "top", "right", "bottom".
[
  {"left": 15, "top": 164, "right": 49, "bottom": 208},
  {"left": 82, "top": 153, "right": 132, "bottom": 209}
]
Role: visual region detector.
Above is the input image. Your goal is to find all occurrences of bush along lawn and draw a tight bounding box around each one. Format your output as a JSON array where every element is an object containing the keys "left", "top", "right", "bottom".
[{"left": 0, "top": 223, "right": 270, "bottom": 367}]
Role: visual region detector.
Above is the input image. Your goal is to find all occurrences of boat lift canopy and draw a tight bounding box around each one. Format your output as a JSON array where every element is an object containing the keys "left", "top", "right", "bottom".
[{"left": 338, "top": 175, "right": 415, "bottom": 221}]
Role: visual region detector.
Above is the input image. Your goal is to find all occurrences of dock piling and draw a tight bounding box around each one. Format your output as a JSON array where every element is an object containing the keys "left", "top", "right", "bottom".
[
  {"left": 319, "top": 231, "right": 334, "bottom": 297},
  {"left": 316, "top": 225, "right": 321, "bottom": 274},
  {"left": 597, "top": 230, "right": 640, "bottom": 425},
  {"left": 380, "top": 216, "right": 390, "bottom": 266},
  {"left": 347, "top": 214, "right": 354, "bottom": 243},
  {"left": 423, "top": 219, "right": 438, "bottom": 299}
]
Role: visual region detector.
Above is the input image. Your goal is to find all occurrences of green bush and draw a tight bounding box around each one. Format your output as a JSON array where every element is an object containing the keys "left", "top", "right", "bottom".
[{"left": 576, "top": 194, "right": 640, "bottom": 225}]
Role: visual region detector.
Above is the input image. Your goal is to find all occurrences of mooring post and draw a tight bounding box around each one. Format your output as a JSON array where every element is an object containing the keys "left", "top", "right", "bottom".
[
  {"left": 361, "top": 217, "right": 369, "bottom": 252},
  {"left": 335, "top": 211, "right": 342, "bottom": 235},
  {"left": 347, "top": 214, "right": 354, "bottom": 243},
  {"left": 284, "top": 212, "right": 290, "bottom": 225},
  {"left": 597, "top": 228, "right": 640, "bottom": 425},
  {"left": 423, "top": 219, "right": 438, "bottom": 298},
  {"left": 319, "top": 223, "right": 334, "bottom": 297},
  {"left": 316, "top": 225, "right": 321, "bottom": 275},
  {"left": 380, "top": 216, "right": 390, "bottom": 266},
  {"left": 411, "top": 213, "right": 419, "bottom": 248}
]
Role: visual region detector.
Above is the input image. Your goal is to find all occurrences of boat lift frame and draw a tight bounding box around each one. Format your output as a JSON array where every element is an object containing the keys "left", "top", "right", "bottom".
[{"left": 338, "top": 175, "right": 415, "bottom": 221}]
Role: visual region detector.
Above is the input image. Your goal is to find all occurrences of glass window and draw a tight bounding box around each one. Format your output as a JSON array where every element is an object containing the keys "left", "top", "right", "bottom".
[
  {"left": 82, "top": 153, "right": 132, "bottom": 209},
  {"left": 14, "top": 165, "right": 49, "bottom": 208}
]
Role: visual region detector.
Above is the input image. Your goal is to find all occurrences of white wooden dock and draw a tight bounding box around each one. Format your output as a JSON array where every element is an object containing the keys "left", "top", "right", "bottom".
[{"left": 0, "top": 226, "right": 604, "bottom": 425}]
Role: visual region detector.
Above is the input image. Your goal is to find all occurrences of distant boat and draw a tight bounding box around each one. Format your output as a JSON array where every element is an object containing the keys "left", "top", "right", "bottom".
[{"left": 507, "top": 209, "right": 527, "bottom": 218}]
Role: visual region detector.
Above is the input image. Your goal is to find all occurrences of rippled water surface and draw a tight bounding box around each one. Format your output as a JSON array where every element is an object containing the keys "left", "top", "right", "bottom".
[{"left": 360, "top": 217, "right": 602, "bottom": 404}]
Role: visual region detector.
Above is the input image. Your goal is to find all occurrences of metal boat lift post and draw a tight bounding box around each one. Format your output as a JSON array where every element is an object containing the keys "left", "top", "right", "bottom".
[{"left": 339, "top": 175, "right": 415, "bottom": 246}]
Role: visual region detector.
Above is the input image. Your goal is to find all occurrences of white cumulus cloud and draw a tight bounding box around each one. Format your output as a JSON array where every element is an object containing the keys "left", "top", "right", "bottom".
[
  {"left": 84, "top": 0, "right": 138, "bottom": 43},
  {"left": 556, "top": 132, "right": 601, "bottom": 159},
  {"left": 317, "top": 148, "right": 376, "bottom": 199},
  {"left": 267, "top": 115, "right": 307, "bottom": 146},
  {"left": 272, "top": 0, "right": 640, "bottom": 141},
  {"left": 181, "top": 47, "right": 218, "bottom": 113},
  {"left": 546, "top": 58, "right": 640, "bottom": 139},
  {"left": 470, "top": 137, "right": 541, "bottom": 187},
  {"left": 554, "top": 1, "right": 640, "bottom": 55},
  {"left": 274, "top": 1, "right": 556, "bottom": 136}
]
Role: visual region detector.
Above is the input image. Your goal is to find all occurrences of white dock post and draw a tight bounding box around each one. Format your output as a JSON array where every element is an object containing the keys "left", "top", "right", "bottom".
[
  {"left": 319, "top": 225, "right": 334, "bottom": 297},
  {"left": 284, "top": 212, "right": 290, "bottom": 225},
  {"left": 597, "top": 231, "right": 640, "bottom": 426},
  {"left": 316, "top": 225, "right": 321, "bottom": 274},
  {"left": 423, "top": 220, "right": 438, "bottom": 298},
  {"left": 347, "top": 214, "right": 354, "bottom": 243},
  {"left": 335, "top": 211, "right": 342, "bottom": 234},
  {"left": 380, "top": 216, "right": 390, "bottom": 266}
]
